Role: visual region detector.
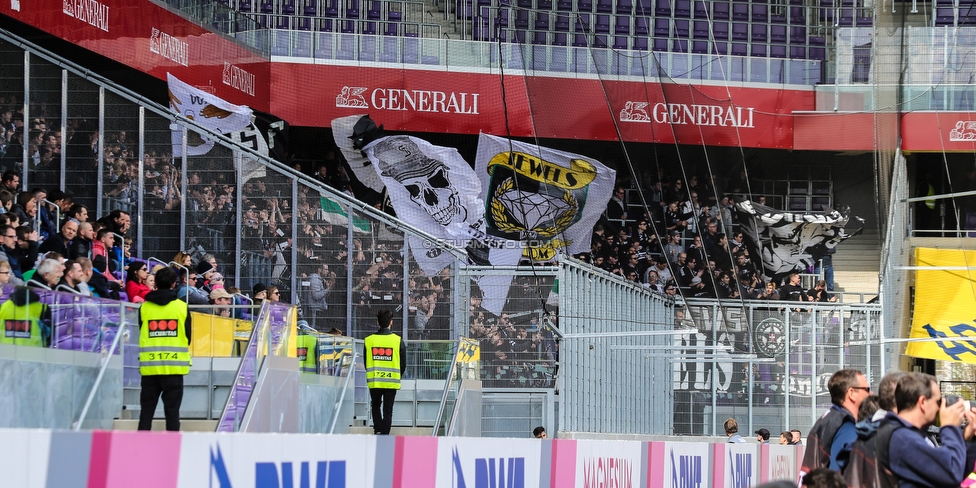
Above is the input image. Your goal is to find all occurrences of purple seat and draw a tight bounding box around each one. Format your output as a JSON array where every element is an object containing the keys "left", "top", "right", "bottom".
[
  {"left": 366, "top": 1, "right": 381, "bottom": 20},
  {"left": 751, "top": 4, "right": 767, "bottom": 22},
  {"left": 771, "top": 13, "right": 787, "bottom": 23},
  {"left": 854, "top": 15, "right": 872, "bottom": 25},
  {"left": 673, "top": 38, "right": 688, "bottom": 51},
  {"left": 731, "top": 22, "right": 747, "bottom": 40},
  {"left": 633, "top": 36, "right": 648, "bottom": 50},
  {"left": 693, "top": 0, "right": 708, "bottom": 17},
  {"left": 789, "top": 6, "right": 805, "bottom": 23},
  {"left": 303, "top": 0, "right": 317, "bottom": 15},
  {"left": 536, "top": 12, "right": 551, "bottom": 29},
  {"left": 770, "top": 44, "right": 787, "bottom": 58},
  {"left": 732, "top": 2, "right": 748, "bottom": 20},
  {"left": 693, "top": 20, "right": 708, "bottom": 38},
  {"left": 387, "top": 8, "right": 401, "bottom": 21},
  {"left": 615, "top": 15, "right": 631, "bottom": 34},
  {"left": 770, "top": 24, "right": 787, "bottom": 43},
  {"left": 674, "top": 0, "right": 691, "bottom": 16},
  {"left": 809, "top": 46, "right": 825, "bottom": 60},
  {"left": 516, "top": 9, "right": 530, "bottom": 29},
  {"left": 597, "top": 0, "right": 613, "bottom": 12},
  {"left": 713, "top": 21, "right": 729, "bottom": 40},
  {"left": 692, "top": 40, "right": 708, "bottom": 53},
  {"left": 634, "top": 16, "right": 649, "bottom": 35},
  {"left": 613, "top": 35, "right": 629, "bottom": 49},
  {"left": 789, "top": 45, "right": 806, "bottom": 58},
  {"left": 654, "top": 0, "right": 670, "bottom": 15},
  {"left": 751, "top": 23, "right": 766, "bottom": 43},
  {"left": 237, "top": 0, "right": 252, "bottom": 12},
  {"left": 635, "top": 0, "right": 650, "bottom": 14},
  {"left": 282, "top": 0, "right": 295, "bottom": 14},
  {"left": 361, "top": 20, "right": 376, "bottom": 34},
  {"left": 572, "top": 32, "right": 588, "bottom": 46},
  {"left": 789, "top": 26, "right": 806, "bottom": 43},
  {"left": 652, "top": 37, "right": 668, "bottom": 51},
  {"left": 731, "top": 42, "right": 747, "bottom": 56},
  {"left": 838, "top": 8, "right": 853, "bottom": 24},
  {"left": 595, "top": 14, "right": 610, "bottom": 32},
  {"left": 617, "top": 0, "right": 632, "bottom": 14},
  {"left": 533, "top": 30, "right": 548, "bottom": 43},
  {"left": 713, "top": 1, "right": 729, "bottom": 19},
  {"left": 593, "top": 33, "right": 608, "bottom": 46},
  {"left": 557, "top": 0, "right": 573, "bottom": 10},
  {"left": 511, "top": 30, "right": 527, "bottom": 42},
  {"left": 577, "top": 0, "right": 593, "bottom": 12},
  {"left": 517, "top": 0, "right": 532, "bottom": 7},
  {"left": 574, "top": 12, "right": 590, "bottom": 30},
  {"left": 712, "top": 40, "right": 728, "bottom": 54},
  {"left": 674, "top": 18, "right": 689, "bottom": 36},
  {"left": 654, "top": 17, "right": 670, "bottom": 36},
  {"left": 552, "top": 31, "right": 568, "bottom": 44},
  {"left": 538, "top": 0, "right": 553, "bottom": 9},
  {"left": 750, "top": 43, "right": 766, "bottom": 57},
  {"left": 323, "top": 0, "right": 339, "bottom": 16},
  {"left": 340, "top": 19, "right": 355, "bottom": 33},
  {"left": 555, "top": 13, "right": 570, "bottom": 29},
  {"left": 260, "top": 0, "right": 273, "bottom": 13}
]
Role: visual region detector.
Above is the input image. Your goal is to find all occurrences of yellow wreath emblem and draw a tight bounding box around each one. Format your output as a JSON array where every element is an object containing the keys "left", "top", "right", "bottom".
[{"left": 490, "top": 178, "right": 578, "bottom": 238}]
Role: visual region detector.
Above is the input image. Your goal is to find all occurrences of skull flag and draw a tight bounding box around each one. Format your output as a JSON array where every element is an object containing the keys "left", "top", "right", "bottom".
[
  {"left": 475, "top": 133, "right": 616, "bottom": 261},
  {"left": 363, "top": 135, "right": 483, "bottom": 271},
  {"left": 331, "top": 114, "right": 386, "bottom": 193},
  {"left": 735, "top": 200, "right": 861, "bottom": 281}
]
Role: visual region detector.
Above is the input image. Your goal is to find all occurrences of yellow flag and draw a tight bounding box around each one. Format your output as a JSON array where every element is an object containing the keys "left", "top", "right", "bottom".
[{"left": 907, "top": 247, "right": 976, "bottom": 363}]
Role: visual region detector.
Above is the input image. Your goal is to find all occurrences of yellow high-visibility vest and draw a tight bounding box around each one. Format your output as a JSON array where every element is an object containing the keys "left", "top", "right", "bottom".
[
  {"left": 139, "top": 300, "right": 190, "bottom": 376},
  {"left": 364, "top": 332, "right": 402, "bottom": 390}
]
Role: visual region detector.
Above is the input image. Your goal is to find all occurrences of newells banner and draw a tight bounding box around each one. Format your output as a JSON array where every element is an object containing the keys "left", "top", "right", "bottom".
[
  {"left": 908, "top": 247, "right": 976, "bottom": 363},
  {"left": 167, "top": 73, "right": 253, "bottom": 157},
  {"left": 475, "top": 133, "right": 616, "bottom": 261}
]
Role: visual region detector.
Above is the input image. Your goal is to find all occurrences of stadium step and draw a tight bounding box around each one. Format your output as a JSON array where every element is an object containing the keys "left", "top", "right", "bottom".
[
  {"left": 348, "top": 426, "right": 437, "bottom": 436},
  {"left": 831, "top": 227, "right": 881, "bottom": 297},
  {"left": 112, "top": 419, "right": 219, "bottom": 431}
]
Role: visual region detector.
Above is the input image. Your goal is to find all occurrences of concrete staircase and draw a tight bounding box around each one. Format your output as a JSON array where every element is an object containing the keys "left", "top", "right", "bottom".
[{"left": 832, "top": 227, "right": 881, "bottom": 298}]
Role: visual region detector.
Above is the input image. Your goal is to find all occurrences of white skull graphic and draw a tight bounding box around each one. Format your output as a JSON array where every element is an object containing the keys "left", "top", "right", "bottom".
[{"left": 372, "top": 136, "right": 465, "bottom": 225}]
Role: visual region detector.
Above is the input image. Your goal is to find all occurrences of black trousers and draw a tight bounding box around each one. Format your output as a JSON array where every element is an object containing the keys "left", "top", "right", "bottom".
[
  {"left": 139, "top": 374, "right": 184, "bottom": 431},
  {"left": 369, "top": 388, "right": 398, "bottom": 435}
]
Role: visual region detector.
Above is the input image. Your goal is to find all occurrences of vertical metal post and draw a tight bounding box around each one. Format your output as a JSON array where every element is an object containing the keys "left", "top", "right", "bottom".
[
  {"left": 345, "top": 207, "right": 354, "bottom": 336},
  {"left": 60, "top": 69, "right": 67, "bottom": 191},
  {"left": 21, "top": 51, "right": 29, "bottom": 190},
  {"left": 811, "top": 307, "right": 819, "bottom": 428},
  {"left": 180, "top": 127, "right": 189, "bottom": 249},
  {"left": 234, "top": 150, "right": 242, "bottom": 287},
  {"left": 401, "top": 237, "right": 409, "bottom": 342},
  {"left": 711, "top": 304, "right": 717, "bottom": 435},
  {"left": 137, "top": 107, "right": 145, "bottom": 256},
  {"left": 784, "top": 309, "right": 791, "bottom": 435},
  {"left": 290, "top": 178, "right": 298, "bottom": 301},
  {"left": 865, "top": 308, "right": 872, "bottom": 383},
  {"left": 96, "top": 87, "right": 105, "bottom": 216}
]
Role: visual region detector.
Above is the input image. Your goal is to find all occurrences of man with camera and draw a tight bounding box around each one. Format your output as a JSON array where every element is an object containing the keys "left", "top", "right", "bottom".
[{"left": 880, "top": 372, "right": 976, "bottom": 487}]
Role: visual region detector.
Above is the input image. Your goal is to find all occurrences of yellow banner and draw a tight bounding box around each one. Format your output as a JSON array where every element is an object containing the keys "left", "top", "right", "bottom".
[
  {"left": 907, "top": 247, "right": 976, "bottom": 363},
  {"left": 189, "top": 312, "right": 247, "bottom": 357},
  {"left": 487, "top": 152, "right": 596, "bottom": 189},
  {"left": 457, "top": 337, "right": 481, "bottom": 363}
]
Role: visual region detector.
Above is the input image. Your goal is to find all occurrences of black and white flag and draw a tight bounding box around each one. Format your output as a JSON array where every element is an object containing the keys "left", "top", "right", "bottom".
[{"left": 735, "top": 200, "right": 860, "bottom": 280}]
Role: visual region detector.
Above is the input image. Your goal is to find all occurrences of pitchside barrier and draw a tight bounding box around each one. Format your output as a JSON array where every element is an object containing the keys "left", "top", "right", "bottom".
[{"left": 0, "top": 429, "right": 801, "bottom": 488}]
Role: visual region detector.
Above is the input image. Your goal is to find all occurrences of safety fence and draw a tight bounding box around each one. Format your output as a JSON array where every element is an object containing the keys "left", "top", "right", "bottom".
[{"left": 0, "top": 428, "right": 803, "bottom": 487}]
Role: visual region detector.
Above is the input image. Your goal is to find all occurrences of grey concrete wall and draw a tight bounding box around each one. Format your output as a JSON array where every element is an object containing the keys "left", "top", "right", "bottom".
[{"left": 0, "top": 344, "right": 122, "bottom": 429}]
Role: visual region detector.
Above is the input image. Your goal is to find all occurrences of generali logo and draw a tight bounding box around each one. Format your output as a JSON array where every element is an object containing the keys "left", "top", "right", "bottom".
[
  {"left": 149, "top": 27, "right": 189, "bottom": 67},
  {"left": 223, "top": 62, "right": 255, "bottom": 97},
  {"left": 620, "top": 101, "right": 755, "bottom": 128},
  {"left": 336, "top": 86, "right": 480, "bottom": 114},
  {"left": 62, "top": 0, "right": 109, "bottom": 32},
  {"left": 949, "top": 120, "right": 976, "bottom": 141}
]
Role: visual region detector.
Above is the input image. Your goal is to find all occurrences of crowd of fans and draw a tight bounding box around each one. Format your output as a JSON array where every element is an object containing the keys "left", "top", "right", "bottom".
[{"left": 593, "top": 174, "right": 836, "bottom": 302}]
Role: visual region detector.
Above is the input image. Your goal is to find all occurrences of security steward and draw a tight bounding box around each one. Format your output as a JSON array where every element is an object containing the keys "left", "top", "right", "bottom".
[
  {"left": 364, "top": 309, "right": 406, "bottom": 435},
  {"left": 296, "top": 320, "right": 319, "bottom": 374},
  {"left": 0, "top": 287, "right": 51, "bottom": 347},
  {"left": 138, "top": 267, "right": 191, "bottom": 431}
]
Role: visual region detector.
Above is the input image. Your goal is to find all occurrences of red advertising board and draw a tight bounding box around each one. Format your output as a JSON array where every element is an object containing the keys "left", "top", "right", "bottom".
[
  {"left": 902, "top": 112, "right": 976, "bottom": 152},
  {"left": 0, "top": 0, "right": 270, "bottom": 111},
  {"left": 271, "top": 63, "right": 815, "bottom": 148}
]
